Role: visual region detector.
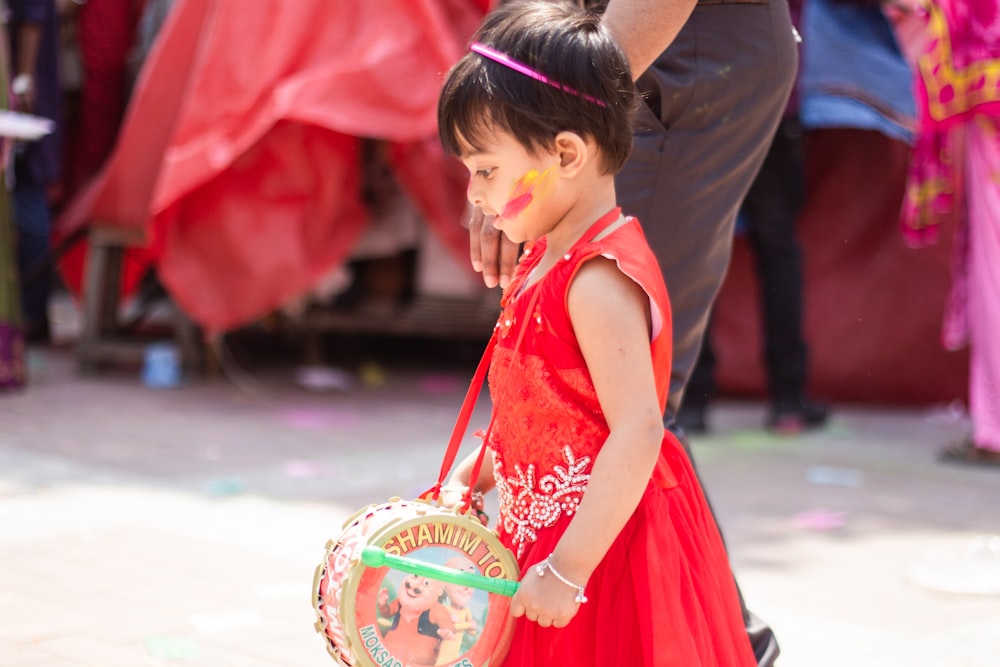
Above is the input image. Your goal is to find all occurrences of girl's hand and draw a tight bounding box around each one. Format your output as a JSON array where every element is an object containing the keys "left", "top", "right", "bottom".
[
  {"left": 439, "top": 484, "right": 488, "bottom": 525},
  {"left": 509, "top": 558, "right": 584, "bottom": 628},
  {"left": 439, "top": 484, "right": 484, "bottom": 511},
  {"left": 439, "top": 485, "right": 467, "bottom": 510}
]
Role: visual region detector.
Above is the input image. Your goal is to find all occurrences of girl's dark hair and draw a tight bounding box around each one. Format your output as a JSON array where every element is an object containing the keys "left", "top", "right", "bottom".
[{"left": 438, "top": 0, "right": 638, "bottom": 175}]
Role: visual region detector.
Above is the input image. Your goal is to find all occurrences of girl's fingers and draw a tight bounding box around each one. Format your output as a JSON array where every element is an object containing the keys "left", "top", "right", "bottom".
[{"left": 509, "top": 592, "right": 526, "bottom": 618}]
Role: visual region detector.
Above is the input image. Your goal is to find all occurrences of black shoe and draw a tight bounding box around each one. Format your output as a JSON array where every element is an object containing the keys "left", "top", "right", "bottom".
[
  {"left": 676, "top": 403, "right": 708, "bottom": 435},
  {"left": 767, "top": 397, "right": 828, "bottom": 435}
]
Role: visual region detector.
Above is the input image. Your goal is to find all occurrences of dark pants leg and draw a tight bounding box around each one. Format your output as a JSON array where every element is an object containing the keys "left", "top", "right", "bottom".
[
  {"left": 741, "top": 117, "right": 808, "bottom": 405},
  {"left": 13, "top": 178, "right": 52, "bottom": 336},
  {"left": 615, "top": 3, "right": 797, "bottom": 665},
  {"left": 681, "top": 321, "right": 716, "bottom": 412}
]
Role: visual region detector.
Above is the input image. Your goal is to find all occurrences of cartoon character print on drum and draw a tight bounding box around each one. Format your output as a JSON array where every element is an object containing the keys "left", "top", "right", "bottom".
[
  {"left": 362, "top": 545, "right": 493, "bottom": 667},
  {"left": 437, "top": 556, "right": 482, "bottom": 665},
  {"left": 376, "top": 572, "right": 453, "bottom": 665},
  {"left": 314, "top": 501, "right": 518, "bottom": 667}
]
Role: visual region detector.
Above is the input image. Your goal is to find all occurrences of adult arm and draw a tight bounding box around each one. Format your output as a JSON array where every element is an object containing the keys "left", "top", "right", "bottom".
[
  {"left": 9, "top": 0, "right": 50, "bottom": 114},
  {"left": 444, "top": 445, "right": 497, "bottom": 497},
  {"left": 13, "top": 23, "right": 42, "bottom": 112},
  {"left": 601, "top": 0, "right": 698, "bottom": 80}
]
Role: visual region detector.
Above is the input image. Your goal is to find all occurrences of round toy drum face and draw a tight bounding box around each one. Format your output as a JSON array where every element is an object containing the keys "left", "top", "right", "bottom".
[
  {"left": 314, "top": 501, "right": 519, "bottom": 667},
  {"left": 358, "top": 546, "right": 494, "bottom": 667}
]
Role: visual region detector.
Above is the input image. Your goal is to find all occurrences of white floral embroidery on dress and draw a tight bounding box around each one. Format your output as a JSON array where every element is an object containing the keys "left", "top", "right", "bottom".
[{"left": 495, "top": 445, "right": 591, "bottom": 558}]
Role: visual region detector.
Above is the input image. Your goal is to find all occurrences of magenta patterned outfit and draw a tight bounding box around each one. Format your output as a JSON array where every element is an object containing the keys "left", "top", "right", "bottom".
[{"left": 900, "top": 0, "right": 1000, "bottom": 454}]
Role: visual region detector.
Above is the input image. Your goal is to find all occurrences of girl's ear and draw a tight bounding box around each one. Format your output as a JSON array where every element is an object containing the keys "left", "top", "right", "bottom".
[{"left": 553, "top": 131, "right": 588, "bottom": 177}]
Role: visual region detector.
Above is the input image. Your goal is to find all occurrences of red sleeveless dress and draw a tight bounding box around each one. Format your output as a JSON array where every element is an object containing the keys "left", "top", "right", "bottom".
[{"left": 486, "top": 209, "right": 756, "bottom": 667}]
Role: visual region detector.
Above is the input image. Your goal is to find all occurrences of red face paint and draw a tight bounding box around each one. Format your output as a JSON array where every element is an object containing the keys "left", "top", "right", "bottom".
[
  {"left": 501, "top": 192, "right": 533, "bottom": 219},
  {"left": 500, "top": 168, "right": 554, "bottom": 220}
]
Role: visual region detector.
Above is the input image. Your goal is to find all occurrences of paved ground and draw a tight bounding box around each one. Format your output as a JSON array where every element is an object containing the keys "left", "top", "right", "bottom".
[{"left": 1, "top": 331, "right": 999, "bottom": 667}]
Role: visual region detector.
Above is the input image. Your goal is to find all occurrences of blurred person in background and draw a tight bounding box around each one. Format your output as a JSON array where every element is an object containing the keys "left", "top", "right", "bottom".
[
  {"left": 1, "top": 6, "right": 26, "bottom": 390},
  {"left": 677, "top": 0, "right": 829, "bottom": 436},
  {"left": 894, "top": 0, "right": 1000, "bottom": 467},
  {"left": 61, "top": 0, "right": 139, "bottom": 196},
  {"left": 8, "top": 0, "right": 60, "bottom": 343}
]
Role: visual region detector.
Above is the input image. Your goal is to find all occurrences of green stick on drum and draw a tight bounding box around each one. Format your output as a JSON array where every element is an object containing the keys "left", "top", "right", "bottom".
[{"left": 361, "top": 545, "right": 520, "bottom": 597}]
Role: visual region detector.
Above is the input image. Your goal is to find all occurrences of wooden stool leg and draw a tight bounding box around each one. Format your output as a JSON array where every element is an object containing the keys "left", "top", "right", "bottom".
[
  {"left": 174, "top": 310, "right": 204, "bottom": 377},
  {"left": 77, "top": 242, "right": 120, "bottom": 375},
  {"left": 75, "top": 225, "right": 209, "bottom": 379}
]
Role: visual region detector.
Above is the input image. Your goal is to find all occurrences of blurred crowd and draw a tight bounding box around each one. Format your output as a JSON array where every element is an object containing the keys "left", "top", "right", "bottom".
[
  {"left": 0, "top": 0, "right": 996, "bottom": 466},
  {"left": 2, "top": 0, "right": 171, "bottom": 344}
]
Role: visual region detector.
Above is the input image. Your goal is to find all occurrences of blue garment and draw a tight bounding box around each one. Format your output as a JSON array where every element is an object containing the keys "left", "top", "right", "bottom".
[
  {"left": 799, "top": 0, "right": 916, "bottom": 143},
  {"left": 13, "top": 174, "right": 50, "bottom": 327},
  {"left": 8, "top": 0, "right": 61, "bottom": 186},
  {"left": 8, "top": 0, "right": 60, "bottom": 333}
]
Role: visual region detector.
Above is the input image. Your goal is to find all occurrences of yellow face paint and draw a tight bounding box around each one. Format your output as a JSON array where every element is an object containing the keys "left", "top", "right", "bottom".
[{"left": 500, "top": 167, "right": 555, "bottom": 219}]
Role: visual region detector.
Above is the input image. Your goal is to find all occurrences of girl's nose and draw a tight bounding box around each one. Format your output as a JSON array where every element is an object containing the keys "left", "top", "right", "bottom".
[{"left": 467, "top": 181, "right": 483, "bottom": 207}]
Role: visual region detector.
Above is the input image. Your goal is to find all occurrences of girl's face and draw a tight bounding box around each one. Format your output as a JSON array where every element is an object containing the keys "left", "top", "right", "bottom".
[{"left": 460, "top": 129, "right": 561, "bottom": 244}]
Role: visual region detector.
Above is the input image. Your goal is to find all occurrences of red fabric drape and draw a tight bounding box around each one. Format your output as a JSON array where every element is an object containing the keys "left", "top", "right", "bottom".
[{"left": 55, "top": 0, "right": 487, "bottom": 336}]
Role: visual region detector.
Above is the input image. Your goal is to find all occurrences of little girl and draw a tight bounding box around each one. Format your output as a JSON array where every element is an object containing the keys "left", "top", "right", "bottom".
[{"left": 437, "top": 1, "right": 757, "bottom": 665}]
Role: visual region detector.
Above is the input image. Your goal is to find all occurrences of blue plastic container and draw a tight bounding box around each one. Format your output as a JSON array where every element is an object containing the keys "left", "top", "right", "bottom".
[{"left": 142, "top": 342, "right": 182, "bottom": 388}]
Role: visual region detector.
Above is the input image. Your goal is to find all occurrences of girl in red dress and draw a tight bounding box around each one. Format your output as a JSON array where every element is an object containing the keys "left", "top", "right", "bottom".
[{"left": 437, "top": 1, "right": 758, "bottom": 665}]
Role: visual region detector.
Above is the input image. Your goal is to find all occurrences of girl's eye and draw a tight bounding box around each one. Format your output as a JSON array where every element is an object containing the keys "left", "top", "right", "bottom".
[{"left": 475, "top": 167, "right": 495, "bottom": 179}]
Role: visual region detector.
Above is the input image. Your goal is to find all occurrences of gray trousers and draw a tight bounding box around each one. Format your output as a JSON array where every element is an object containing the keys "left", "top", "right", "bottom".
[
  {"left": 615, "top": 3, "right": 797, "bottom": 665},
  {"left": 616, "top": 0, "right": 798, "bottom": 418}
]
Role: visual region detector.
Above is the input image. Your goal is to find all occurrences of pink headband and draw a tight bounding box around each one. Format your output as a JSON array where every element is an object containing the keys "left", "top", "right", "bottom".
[{"left": 470, "top": 42, "right": 607, "bottom": 107}]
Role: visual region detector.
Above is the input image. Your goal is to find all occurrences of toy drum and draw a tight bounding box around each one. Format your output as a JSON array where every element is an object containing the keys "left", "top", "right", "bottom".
[{"left": 313, "top": 497, "right": 520, "bottom": 667}]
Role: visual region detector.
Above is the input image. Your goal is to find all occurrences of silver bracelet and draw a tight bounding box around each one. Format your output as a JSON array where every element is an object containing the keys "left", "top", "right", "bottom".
[{"left": 534, "top": 553, "right": 588, "bottom": 603}]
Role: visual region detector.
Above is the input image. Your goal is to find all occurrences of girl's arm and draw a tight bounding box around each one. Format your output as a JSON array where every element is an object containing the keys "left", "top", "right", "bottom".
[
  {"left": 445, "top": 445, "right": 497, "bottom": 494},
  {"left": 509, "top": 257, "right": 664, "bottom": 627},
  {"left": 13, "top": 22, "right": 42, "bottom": 112},
  {"left": 441, "top": 448, "right": 496, "bottom": 514}
]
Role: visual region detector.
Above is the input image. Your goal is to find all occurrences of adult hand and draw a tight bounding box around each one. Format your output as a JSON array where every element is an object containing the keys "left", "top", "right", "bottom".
[{"left": 469, "top": 207, "right": 519, "bottom": 290}]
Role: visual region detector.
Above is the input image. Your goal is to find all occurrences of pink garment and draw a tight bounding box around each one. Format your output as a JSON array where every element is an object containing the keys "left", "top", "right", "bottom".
[
  {"left": 964, "top": 118, "right": 1000, "bottom": 451},
  {"left": 898, "top": 0, "right": 1000, "bottom": 450}
]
